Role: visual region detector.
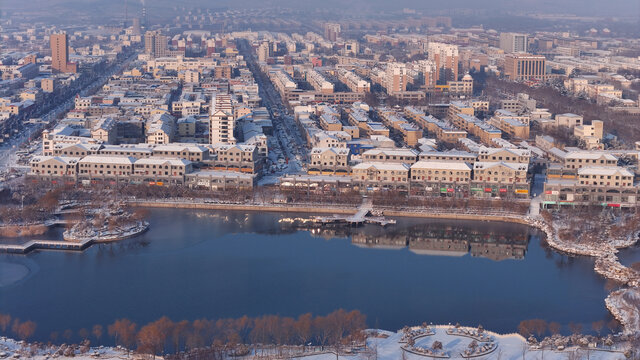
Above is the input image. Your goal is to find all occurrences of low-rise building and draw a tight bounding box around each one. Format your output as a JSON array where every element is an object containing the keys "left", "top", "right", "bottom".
[
  {"left": 91, "top": 117, "right": 117, "bottom": 144},
  {"left": 472, "top": 161, "right": 530, "bottom": 197},
  {"left": 478, "top": 147, "right": 531, "bottom": 164},
  {"left": 410, "top": 161, "right": 472, "bottom": 196},
  {"left": 186, "top": 170, "right": 255, "bottom": 191},
  {"left": 555, "top": 113, "right": 583, "bottom": 128},
  {"left": 210, "top": 144, "right": 260, "bottom": 173},
  {"left": 29, "top": 156, "right": 79, "bottom": 177},
  {"left": 563, "top": 151, "right": 618, "bottom": 170},
  {"left": 352, "top": 162, "right": 410, "bottom": 191},
  {"left": 77, "top": 155, "right": 136, "bottom": 179},
  {"left": 362, "top": 148, "right": 419, "bottom": 165},
  {"left": 419, "top": 150, "right": 477, "bottom": 163},
  {"left": 133, "top": 158, "right": 192, "bottom": 185},
  {"left": 543, "top": 166, "right": 637, "bottom": 207},
  {"left": 309, "top": 147, "right": 351, "bottom": 175}
]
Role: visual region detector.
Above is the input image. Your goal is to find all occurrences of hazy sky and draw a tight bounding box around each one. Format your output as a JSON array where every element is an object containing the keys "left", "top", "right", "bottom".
[{"left": 2, "top": 0, "right": 639, "bottom": 19}]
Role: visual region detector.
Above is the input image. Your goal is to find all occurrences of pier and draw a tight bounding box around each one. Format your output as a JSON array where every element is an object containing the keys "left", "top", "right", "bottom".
[
  {"left": 312, "top": 199, "right": 396, "bottom": 226},
  {"left": 0, "top": 238, "right": 93, "bottom": 254},
  {"left": 0, "top": 222, "right": 149, "bottom": 254}
]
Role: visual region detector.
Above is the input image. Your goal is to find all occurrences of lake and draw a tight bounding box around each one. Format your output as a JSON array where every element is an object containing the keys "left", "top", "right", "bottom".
[{"left": 0, "top": 208, "right": 612, "bottom": 342}]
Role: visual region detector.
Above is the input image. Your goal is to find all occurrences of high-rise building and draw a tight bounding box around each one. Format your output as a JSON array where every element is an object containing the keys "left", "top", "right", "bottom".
[
  {"left": 132, "top": 17, "right": 142, "bottom": 35},
  {"left": 418, "top": 60, "right": 437, "bottom": 89},
  {"left": 427, "top": 42, "right": 459, "bottom": 84},
  {"left": 50, "top": 32, "right": 77, "bottom": 73},
  {"left": 144, "top": 31, "right": 168, "bottom": 57},
  {"left": 499, "top": 33, "right": 528, "bottom": 53},
  {"left": 385, "top": 62, "right": 407, "bottom": 93},
  {"left": 144, "top": 31, "right": 155, "bottom": 55},
  {"left": 209, "top": 93, "right": 236, "bottom": 144},
  {"left": 257, "top": 42, "right": 270, "bottom": 62},
  {"left": 504, "top": 54, "right": 546, "bottom": 81},
  {"left": 324, "top": 23, "right": 341, "bottom": 42},
  {"left": 154, "top": 33, "right": 168, "bottom": 57}
]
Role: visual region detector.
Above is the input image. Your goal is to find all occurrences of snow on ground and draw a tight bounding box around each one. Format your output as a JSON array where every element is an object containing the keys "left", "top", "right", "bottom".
[
  {"left": 1, "top": 327, "right": 630, "bottom": 360},
  {"left": 607, "top": 288, "right": 640, "bottom": 336},
  {"left": 0, "top": 337, "right": 132, "bottom": 359},
  {"left": 295, "top": 327, "right": 627, "bottom": 360}
]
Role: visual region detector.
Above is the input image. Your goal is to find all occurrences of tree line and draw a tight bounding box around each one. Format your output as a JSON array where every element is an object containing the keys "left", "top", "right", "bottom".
[
  {"left": 518, "top": 318, "right": 620, "bottom": 339},
  {"left": 0, "top": 310, "right": 366, "bottom": 358}
]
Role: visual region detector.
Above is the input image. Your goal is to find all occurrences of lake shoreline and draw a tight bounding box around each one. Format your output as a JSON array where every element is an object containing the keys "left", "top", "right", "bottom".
[
  {"left": 131, "top": 200, "right": 640, "bottom": 335},
  {"left": 2, "top": 202, "right": 634, "bottom": 339},
  {"left": 130, "top": 200, "right": 535, "bottom": 226}
]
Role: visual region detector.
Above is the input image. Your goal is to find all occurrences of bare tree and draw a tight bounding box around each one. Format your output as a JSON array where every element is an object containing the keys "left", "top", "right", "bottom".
[
  {"left": 63, "top": 329, "right": 74, "bottom": 342},
  {"left": 294, "top": 313, "right": 313, "bottom": 351},
  {"left": 591, "top": 320, "right": 604, "bottom": 337},
  {"left": 108, "top": 318, "right": 138, "bottom": 351},
  {"left": 137, "top": 322, "right": 164, "bottom": 358},
  {"left": 151, "top": 316, "right": 174, "bottom": 353},
  {"left": 549, "top": 322, "right": 562, "bottom": 335},
  {"left": 607, "top": 318, "right": 620, "bottom": 334},
  {"left": 313, "top": 316, "right": 331, "bottom": 351},
  {"left": 518, "top": 320, "right": 533, "bottom": 337},
  {"left": 0, "top": 314, "right": 11, "bottom": 333},
  {"left": 78, "top": 328, "right": 89, "bottom": 341},
  {"left": 16, "top": 321, "right": 36, "bottom": 341},
  {"left": 171, "top": 320, "right": 190, "bottom": 353},
  {"left": 568, "top": 322, "right": 583, "bottom": 335},
  {"left": 92, "top": 324, "right": 103, "bottom": 342}
]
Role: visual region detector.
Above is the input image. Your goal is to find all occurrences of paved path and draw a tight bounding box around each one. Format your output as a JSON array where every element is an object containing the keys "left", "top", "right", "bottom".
[{"left": 528, "top": 173, "right": 546, "bottom": 218}]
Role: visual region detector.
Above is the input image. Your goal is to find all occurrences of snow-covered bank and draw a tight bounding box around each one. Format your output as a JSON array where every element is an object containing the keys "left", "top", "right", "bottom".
[
  {"left": 306, "top": 326, "right": 626, "bottom": 360},
  {"left": 525, "top": 217, "right": 639, "bottom": 283},
  {"left": 63, "top": 220, "right": 149, "bottom": 243},
  {"left": 606, "top": 288, "right": 640, "bottom": 336},
  {"left": 0, "top": 337, "right": 138, "bottom": 360},
  {"left": 0, "top": 325, "right": 632, "bottom": 360},
  {"left": 525, "top": 216, "right": 640, "bottom": 335}
]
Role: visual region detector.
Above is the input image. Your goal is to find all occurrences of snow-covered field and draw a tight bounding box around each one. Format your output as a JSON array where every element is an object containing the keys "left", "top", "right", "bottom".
[
  {"left": 0, "top": 337, "right": 133, "bottom": 359},
  {"left": 295, "top": 327, "right": 628, "bottom": 360},
  {"left": 0, "top": 326, "right": 630, "bottom": 360}
]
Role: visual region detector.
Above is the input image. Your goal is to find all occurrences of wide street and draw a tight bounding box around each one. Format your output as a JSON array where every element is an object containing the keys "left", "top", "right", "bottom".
[{"left": 0, "top": 51, "right": 139, "bottom": 179}]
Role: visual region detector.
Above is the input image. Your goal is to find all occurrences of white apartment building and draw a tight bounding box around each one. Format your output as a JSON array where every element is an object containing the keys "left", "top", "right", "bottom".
[{"left": 209, "top": 92, "right": 236, "bottom": 145}]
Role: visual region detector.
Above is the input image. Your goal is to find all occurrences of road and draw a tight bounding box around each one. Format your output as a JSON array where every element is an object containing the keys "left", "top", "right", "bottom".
[
  {"left": 237, "top": 39, "right": 307, "bottom": 178},
  {"left": 0, "top": 51, "right": 140, "bottom": 178}
]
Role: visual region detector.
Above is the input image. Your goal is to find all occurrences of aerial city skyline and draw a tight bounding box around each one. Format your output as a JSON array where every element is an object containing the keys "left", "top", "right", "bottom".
[{"left": 1, "top": 1, "right": 640, "bottom": 359}]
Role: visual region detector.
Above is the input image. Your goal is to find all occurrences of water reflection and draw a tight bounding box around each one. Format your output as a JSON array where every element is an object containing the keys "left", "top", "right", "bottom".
[
  {"left": 281, "top": 220, "right": 529, "bottom": 261},
  {"left": 0, "top": 209, "right": 609, "bottom": 341}
]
